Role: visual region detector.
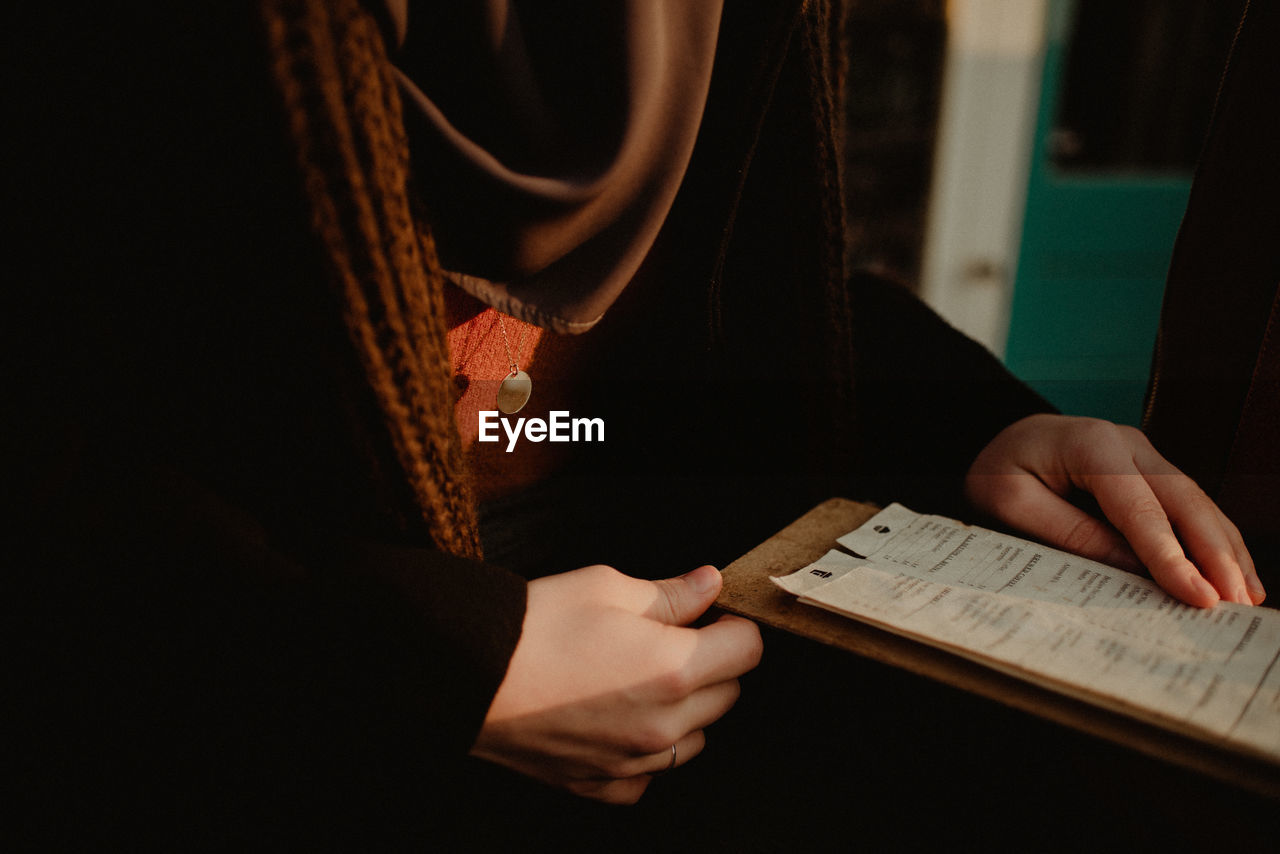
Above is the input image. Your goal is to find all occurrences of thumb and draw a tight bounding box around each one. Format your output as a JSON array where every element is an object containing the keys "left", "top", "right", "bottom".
[{"left": 647, "top": 565, "right": 722, "bottom": 626}]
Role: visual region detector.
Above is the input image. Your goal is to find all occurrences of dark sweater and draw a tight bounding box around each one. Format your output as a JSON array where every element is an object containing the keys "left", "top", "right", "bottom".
[
  {"left": 7, "top": 1, "right": 1048, "bottom": 844},
  {"left": 1144, "top": 0, "right": 1280, "bottom": 586}
]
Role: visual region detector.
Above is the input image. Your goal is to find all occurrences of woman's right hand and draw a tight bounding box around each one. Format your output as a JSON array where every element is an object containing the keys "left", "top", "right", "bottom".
[{"left": 470, "top": 564, "right": 763, "bottom": 804}]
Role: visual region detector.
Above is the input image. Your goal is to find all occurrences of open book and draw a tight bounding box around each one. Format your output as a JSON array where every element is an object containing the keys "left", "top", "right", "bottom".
[{"left": 772, "top": 503, "right": 1280, "bottom": 764}]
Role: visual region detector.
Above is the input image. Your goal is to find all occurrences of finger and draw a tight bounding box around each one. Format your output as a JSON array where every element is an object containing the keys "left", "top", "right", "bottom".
[
  {"left": 596, "top": 729, "right": 709, "bottom": 783},
  {"left": 1224, "top": 516, "right": 1266, "bottom": 604},
  {"left": 1142, "top": 472, "right": 1253, "bottom": 604},
  {"left": 1081, "top": 473, "right": 1219, "bottom": 607},
  {"left": 640, "top": 729, "right": 707, "bottom": 777},
  {"left": 570, "top": 726, "right": 703, "bottom": 805},
  {"left": 681, "top": 613, "right": 764, "bottom": 688},
  {"left": 645, "top": 565, "right": 722, "bottom": 626},
  {"left": 968, "top": 473, "right": 1142, "bottom": 572},
  {"left": 653, "top": 728, "right": 705, "bottom": 774},
  {"left": 568, "top": 774, "right": 652, "bottom": 806},
  {"left": 1128, "top": 438, "right": 1261, "bottom": 604},
  {"left": 674, "top": 678, "right": 742, "bottom": 735}
]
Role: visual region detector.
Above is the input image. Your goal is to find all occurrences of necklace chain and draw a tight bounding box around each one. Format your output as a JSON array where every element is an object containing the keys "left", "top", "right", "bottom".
[{"left": 497, "top": 314, "right": 530, "bottom": 377}]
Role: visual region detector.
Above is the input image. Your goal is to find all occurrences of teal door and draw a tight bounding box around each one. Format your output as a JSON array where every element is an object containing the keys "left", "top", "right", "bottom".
[{"left": 1003, "top": 0, "right": 1241, "bottom": 425}]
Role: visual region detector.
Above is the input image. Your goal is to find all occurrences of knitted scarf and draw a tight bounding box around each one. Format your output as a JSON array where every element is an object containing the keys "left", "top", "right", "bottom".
[{"left": 260, "top": 0, "right": 481, "bottom": 559}]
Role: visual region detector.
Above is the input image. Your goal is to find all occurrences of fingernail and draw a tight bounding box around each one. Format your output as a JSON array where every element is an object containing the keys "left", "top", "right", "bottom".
[
  {"left": 1193, "top": 576, "right": 1220, "bottom": 606},
  {"left": 1247, "top": 578, "right": 1267, "bottom": 602},
  {"left": 686, "top": 565, "right": 719, "bottom": 594}
]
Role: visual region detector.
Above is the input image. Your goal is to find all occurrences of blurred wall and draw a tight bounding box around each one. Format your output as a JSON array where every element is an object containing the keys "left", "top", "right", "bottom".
[{"left": 918, "top": 0, "right": 1047, "bottom": 356}]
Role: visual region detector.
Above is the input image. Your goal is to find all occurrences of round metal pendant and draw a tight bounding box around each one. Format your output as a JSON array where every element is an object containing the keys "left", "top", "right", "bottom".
[{"left": 496, "top": 370, "right": 532, "bottom": 415}]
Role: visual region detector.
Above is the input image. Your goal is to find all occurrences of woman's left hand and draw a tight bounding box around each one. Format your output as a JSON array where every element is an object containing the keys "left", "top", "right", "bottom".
[{"left": 965, "top": 413, "right": 1265, "bottom": 607}]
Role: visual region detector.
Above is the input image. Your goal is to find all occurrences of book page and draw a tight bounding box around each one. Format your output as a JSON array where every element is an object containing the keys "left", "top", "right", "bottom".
[{"left": 774, "top": 504, "right": 1280, "bottom": 762}]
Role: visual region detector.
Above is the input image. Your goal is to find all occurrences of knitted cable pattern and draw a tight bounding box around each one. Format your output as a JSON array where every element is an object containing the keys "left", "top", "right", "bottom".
[{"left": 260, "top": 0, "right": 481, "bottom": 559}]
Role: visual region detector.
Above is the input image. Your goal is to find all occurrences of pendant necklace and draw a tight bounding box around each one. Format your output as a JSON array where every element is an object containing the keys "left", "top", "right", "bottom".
[{"left": 496, "top": 314, "right": 532, "bottom": 414}]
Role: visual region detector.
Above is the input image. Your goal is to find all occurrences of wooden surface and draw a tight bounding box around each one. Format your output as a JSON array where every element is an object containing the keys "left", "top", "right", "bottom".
[{"left": 717, "top": 497, "right": 1280, "bottom": 800}]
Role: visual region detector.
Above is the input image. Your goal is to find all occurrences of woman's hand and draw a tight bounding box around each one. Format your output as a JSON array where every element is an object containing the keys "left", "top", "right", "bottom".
[
  {"left": 965, "top": 413, "right": 1265, "bottom": 608},
  {"left": 470, "top": 564, "right": 763, "bottom": 804}
]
